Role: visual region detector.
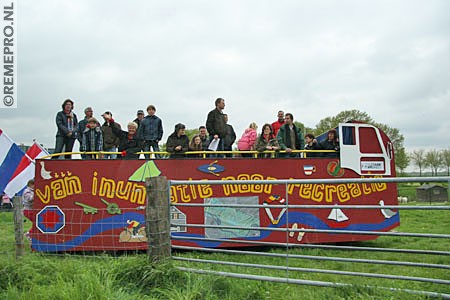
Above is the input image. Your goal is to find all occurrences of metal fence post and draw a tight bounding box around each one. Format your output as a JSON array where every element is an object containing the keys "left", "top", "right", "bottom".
[
  {"left": 13, "top": 196, "right": 24, "bottom": 259},
  {"left": 145, "top": 176, "right": 171, "bottom": 263}
]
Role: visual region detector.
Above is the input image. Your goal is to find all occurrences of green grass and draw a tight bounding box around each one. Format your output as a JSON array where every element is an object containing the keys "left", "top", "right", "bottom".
[{"left": 1, "top": 205, "right": 449, "bottom": 300}]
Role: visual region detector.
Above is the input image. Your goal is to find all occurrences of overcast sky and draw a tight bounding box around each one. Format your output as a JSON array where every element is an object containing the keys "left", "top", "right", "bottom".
[{"left": 1, "top": 0, "right": 449, "bottom": 156}]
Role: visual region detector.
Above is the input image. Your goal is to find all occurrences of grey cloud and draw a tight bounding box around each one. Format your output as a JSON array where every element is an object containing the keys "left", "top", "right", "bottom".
[{"left": 1, "top": 0, "right": 449, "bottom": 152}]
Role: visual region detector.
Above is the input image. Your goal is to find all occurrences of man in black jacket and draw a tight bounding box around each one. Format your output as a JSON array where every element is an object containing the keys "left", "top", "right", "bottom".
[{"left": 206, "top": 98, "right": 227, "bottom": 156}]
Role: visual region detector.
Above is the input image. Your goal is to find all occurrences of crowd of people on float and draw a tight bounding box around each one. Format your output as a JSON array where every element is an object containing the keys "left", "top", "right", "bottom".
[{"left": 52, "top": 97, "right": 339, "bottom": 159}]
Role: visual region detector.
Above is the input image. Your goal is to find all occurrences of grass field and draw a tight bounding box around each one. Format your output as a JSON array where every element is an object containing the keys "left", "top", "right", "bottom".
[{"left": 0, "top": 198, "right": 449, "bottom": 299}]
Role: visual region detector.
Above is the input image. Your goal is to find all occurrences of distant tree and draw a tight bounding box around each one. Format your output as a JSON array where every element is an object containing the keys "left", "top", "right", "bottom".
[
  {"left": 303, "top": 126, "right": 315, "bottom": 136},
  {"left": 440, "top": 148, "right": 450, "bottom": 176},
  {"left": 424, "top": 150, "right": 442, "bottom": 176},
  {"left": 315, "top": 116, "right": 335, "bottom": 136},
  {"left": 314, "top": 109, "right": 372, "bottom": 135},
  {"left": 409, "top": 149, "right": 426, "bottom": 176},
  {"left": 374, "top": 123, "right": 404, "bottom": 153},
  {"left": 395, "top": 147, "right": 409, "bottom": 175},
  {"left": 293, "top": 121, "right": 305, "bottom": 133},
  {"left": 184, "top": 128, "right": 198, "bottom": 142}
]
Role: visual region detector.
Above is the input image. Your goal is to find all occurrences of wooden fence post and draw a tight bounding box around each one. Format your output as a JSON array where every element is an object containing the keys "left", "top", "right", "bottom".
[
  {"left": 13, "top": 196, "right": 24, "bottom": 259},
  {"left": 145, "top": 176, "right": 171, "bottom": 263}
]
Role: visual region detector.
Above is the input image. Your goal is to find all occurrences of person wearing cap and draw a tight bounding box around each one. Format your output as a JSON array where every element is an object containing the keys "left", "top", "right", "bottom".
[
  {"left": 166, "top": 123, "right": 189, "bottom": 158},
  {"left": 133, "top": 110, "right": 145, "bottom": 128},
  {"left": 53, "top": 98, "right": 78, "bottom": 159},
  {"left": 101, "top": 111, "right": 121, "bottom": 159},
  {"left": 137, "top": 105, "right": 163, "bottom": 159},
  {"left": 80, "top": 117, "right": 103, "bottom": 159}
]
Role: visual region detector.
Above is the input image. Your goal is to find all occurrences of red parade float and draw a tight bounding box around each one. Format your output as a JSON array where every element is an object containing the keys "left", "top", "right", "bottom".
[{"left": 28, "top": 122, "right": 399, "bottom": 252}]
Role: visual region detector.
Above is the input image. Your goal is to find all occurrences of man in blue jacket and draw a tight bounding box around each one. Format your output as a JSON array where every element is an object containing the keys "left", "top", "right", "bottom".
[{"left": 137, "top": 104, "right": 163, "bottom": 159}]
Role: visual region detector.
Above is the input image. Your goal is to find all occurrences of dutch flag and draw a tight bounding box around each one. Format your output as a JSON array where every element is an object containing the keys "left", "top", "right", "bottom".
[{"left": 0, "top": 129, "right": 49, "bottom": 197}]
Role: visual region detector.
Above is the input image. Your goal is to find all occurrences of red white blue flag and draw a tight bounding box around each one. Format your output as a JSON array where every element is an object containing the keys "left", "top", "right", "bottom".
[{"left": 0, "top": 129, "right": 49, "bottom": 197}]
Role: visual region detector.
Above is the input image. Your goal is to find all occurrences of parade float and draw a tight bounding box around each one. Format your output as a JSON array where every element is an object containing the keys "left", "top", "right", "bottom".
[{"left": 28, "top": 122, "right": 399, "bottom": 252}]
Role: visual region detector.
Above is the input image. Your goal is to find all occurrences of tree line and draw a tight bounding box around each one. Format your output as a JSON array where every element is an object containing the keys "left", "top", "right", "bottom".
[{"left": 407, "top": 148, "right": 450, "bottom": 176}]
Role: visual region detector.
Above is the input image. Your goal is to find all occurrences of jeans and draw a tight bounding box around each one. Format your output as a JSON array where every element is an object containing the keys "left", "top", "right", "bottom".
[
  {"left": 78, "top": 140, "right": 87, "bottom": 159},
  {"left": 104, "top": 147, "right": 117, "bottom": 159},
  {"left": 144, "top": 140, "right": 160, "bottom": 159},
  {"left": 52, "top": 136, "right": 75, "bottom": 159}
]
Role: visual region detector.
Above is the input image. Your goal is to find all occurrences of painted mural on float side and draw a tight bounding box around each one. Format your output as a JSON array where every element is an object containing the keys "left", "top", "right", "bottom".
[{"left": 28, "top": 158, "right": 399, "bottom": 252}]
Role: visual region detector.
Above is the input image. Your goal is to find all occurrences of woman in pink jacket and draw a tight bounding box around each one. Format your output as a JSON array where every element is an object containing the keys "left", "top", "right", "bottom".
[{"left": 237, "top": 122, "right": 258, "bottom": 157}]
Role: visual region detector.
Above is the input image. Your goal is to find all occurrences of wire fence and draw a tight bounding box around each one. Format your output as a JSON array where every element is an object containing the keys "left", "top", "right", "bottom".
[
  {"left": 1, "top": 176, "right": 449, "bottom": 298},
  {"left": 169, "top": 176, "right": 450, "bottom": 299}
]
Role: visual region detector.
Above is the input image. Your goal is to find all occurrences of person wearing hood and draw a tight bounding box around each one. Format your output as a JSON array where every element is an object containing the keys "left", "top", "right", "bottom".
[
  {"left": 166, "top": 123, "right": 189, "bottom": 158},
  {"left": 53, "top": 98, "right": 78, "bottom": 159}
]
